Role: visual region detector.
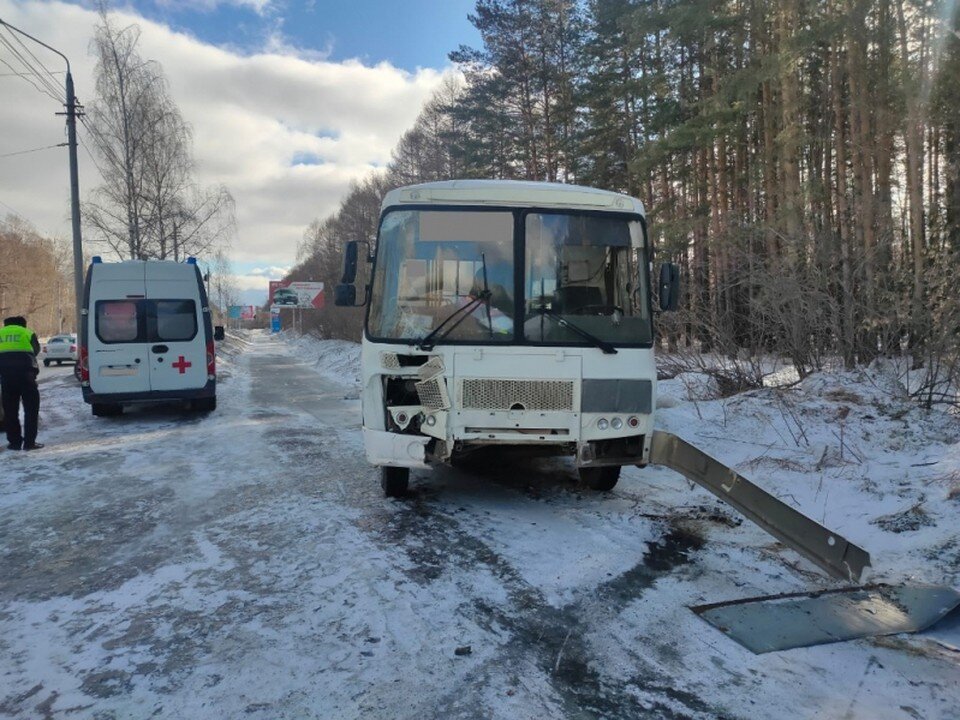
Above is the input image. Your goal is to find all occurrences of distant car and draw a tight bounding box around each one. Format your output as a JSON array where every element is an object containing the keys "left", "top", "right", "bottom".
[
  {"left": 42, "top": 334, "right": 78, "bottom": 366},
  {"left": 273, "top": 287, "right": 300, "bottom": 306}
]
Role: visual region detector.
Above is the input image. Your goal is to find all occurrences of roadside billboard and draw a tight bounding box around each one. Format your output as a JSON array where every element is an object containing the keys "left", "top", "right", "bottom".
[
  {"left": 228, "top": 305, "right": 256, "bottom": 320},
  {"left": 268, "top": 280, "right": 325, "bottom": 309}
]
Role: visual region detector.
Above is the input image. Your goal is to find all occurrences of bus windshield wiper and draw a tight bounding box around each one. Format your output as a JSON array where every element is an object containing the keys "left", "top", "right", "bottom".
[
  {"left": 416, "top": 289, "right": 492, "bottom": 350},
  {"left": 532, "top": 307, "right": 618, "bottom": 354},
  {"left": 417, "top": 253, "right": 494, "bottom": 350}
]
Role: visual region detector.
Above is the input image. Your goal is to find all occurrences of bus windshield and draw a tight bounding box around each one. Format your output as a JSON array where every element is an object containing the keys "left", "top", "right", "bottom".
[
  {"left": 367, "top": 209, "right": 516, "bottom": 343},
  {"left": 523, "top": 212, "right": 651, "bottom": 346},
  {"left": 367, "top": 208, "right": 652, "bottom": 347}
]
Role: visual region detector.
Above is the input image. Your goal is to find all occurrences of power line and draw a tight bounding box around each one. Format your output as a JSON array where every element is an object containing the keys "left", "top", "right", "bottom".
[
  {"left": 0, "top": 54, "right": 59, "bottom": 102},
  {"left": 78, "top": 115, "right": 122, "bottom": 182},
  {"left": 0, "top": 69, "right": 64, "bottom": 77},
  {"left": 1, "top": 26, "right": 66, "bottom": 100},
  {"left": 0, "top": 34, "right": 58, "bottom": 97},
  {"left": 6, "top": 25, "right": 62, "bottom": 87},
  {"left": 0, "top": 28, "right": 65, "bottom": 103},
  {"left": 0, "top": 196, "right": 29, "bottom": 221},
  {"left": 0, "top": 143, "right": 67, "bottom": 159},
  {"left": 77, "top": 134, "right": 109, "bottom": 182}
]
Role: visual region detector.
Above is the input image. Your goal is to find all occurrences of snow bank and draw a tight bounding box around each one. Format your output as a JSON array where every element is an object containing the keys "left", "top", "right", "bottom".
[
  {"left": 655, "top": 364, "right": 960, "bottom": 587},
  {"left": 658, "top": 372, "right": 721, "bottom": 402},
  {"left": 284, "top": 332, "right": 361, "bottom": 389}
]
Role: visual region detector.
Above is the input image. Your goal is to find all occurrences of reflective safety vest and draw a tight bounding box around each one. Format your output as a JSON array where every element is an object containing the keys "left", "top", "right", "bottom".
[{"left": 0, "top": 324, "right": 35, "bottom": 353}]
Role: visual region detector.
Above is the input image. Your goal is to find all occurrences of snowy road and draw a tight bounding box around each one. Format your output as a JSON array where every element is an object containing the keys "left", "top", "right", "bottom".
[{"left": 1, "top": 331, "right": 958, "bottom": 719}]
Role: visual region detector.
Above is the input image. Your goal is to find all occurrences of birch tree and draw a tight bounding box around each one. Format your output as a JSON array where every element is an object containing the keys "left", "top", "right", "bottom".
[{"left": 83, "top": 8, "right": 235, "bottom": 262}]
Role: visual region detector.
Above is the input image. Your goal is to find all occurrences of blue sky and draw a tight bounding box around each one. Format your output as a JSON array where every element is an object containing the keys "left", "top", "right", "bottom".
[{"left": 118, "top": 0, "right": 481, "bottom": 71}]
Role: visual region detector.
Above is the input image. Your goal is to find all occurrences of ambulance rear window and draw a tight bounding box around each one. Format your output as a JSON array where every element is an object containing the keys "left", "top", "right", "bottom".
[
  {"left": 154, "top": 300, "right": 197, "bottom": 341},
  {"left": 96, "top": 301, "right": 141, "bottom": 343}
]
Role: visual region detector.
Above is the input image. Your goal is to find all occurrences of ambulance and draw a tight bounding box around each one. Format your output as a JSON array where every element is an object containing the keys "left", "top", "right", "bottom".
[{"left": 79, "top": 258, "right": 223, "bottom": 416}]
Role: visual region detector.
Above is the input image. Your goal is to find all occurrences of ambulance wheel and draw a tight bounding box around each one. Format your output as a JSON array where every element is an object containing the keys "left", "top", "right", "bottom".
[
  {"left": 381, "top": 466, "right": 409, "bottom": 497},
  {"left": 92, "top": 403, "right": 122, "bottom": 417},
  {"left": 43, "top": 359, "right": 50, "bottom": 367},
  {"left": 192, "top": 397, "right": 217, "bottom": 413},
  {"left": 579, "top": 466, "right": 620, "bottom": 492}
]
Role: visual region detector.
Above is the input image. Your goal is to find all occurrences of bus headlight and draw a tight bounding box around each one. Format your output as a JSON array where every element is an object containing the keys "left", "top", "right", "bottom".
[
  {"left": 611, "top": 417, "right": 623, "bottom": 430},
  {"left": 425, "top": 415, "right": 437, "bottom": 427},
  {"left": 597, "top": 418, "right": 609, "bottom": 430}
]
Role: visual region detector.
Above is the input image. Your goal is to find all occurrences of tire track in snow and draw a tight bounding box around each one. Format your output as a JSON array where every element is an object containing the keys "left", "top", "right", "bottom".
[{"left": 248, "top": 338, "right": 724, "bottom": 719}]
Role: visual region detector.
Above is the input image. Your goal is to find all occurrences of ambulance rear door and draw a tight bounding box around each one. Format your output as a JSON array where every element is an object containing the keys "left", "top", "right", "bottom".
[{"left": 144, "top": 263, "right": 208, "bottom": 392}]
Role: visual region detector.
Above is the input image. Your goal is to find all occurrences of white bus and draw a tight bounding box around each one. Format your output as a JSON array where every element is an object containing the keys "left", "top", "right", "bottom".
[{"left": 336, "top": 180, "right": 679, "bottom": 497}]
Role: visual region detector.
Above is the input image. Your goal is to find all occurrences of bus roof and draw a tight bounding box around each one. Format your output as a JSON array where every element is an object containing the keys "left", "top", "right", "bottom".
[{"left": 381, "top": 180, "right": 645, "bottom": 216}]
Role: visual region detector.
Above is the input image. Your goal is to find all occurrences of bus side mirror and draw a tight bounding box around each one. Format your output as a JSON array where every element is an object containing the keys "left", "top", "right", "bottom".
[
  {"left": 341, "top": 241, "right": 359, "bottom": 284},
  {"left": 659, "top": 263, "right": 680, "bottom": 312},
  {"left": 335, "top": 284, "right": 357, "bottom": 307},
  {"left": 214, "top": 325, "right": 225, "bottom": 341}
]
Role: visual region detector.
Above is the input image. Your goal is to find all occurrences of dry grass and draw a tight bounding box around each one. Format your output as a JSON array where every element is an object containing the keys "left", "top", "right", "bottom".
[
  {"left": 739, "top": 455, "right": 808, "bottom": 473},
  {"left": 824, "top": 388, "right": 864, "bottom": 404},
  {"left": 948, "top": 479, "right": 960, "bottom": 502}
]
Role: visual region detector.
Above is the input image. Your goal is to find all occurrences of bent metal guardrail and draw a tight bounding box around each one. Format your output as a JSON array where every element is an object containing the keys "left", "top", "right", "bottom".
[{"left": 650, "top": 431, "right": 872, "bottom": 582}]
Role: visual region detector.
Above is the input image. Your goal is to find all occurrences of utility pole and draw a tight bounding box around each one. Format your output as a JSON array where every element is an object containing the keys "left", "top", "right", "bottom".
[{"left": 0, "top": 19, "right": 84, "bottom": 335}]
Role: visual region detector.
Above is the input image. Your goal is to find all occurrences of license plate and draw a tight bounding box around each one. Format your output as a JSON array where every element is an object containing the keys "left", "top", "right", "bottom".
[{"left": 100, "top": 366, "right": 137, "bottom": 377}]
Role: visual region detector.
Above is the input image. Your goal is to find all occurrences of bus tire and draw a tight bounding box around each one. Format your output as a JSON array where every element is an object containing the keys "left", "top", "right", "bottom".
[
  {"left": 579, "top": 465, "right": 620, "bottom": 492},
  {"left": 43, "top": 359, "right": 50, "bottom": 367},
  {"left": 381, "top": 466, "right": 409, "bottom": 497}
]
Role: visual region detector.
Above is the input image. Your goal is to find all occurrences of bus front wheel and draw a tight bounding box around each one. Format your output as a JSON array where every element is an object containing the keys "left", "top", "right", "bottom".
[
  {"left": 381, "top": 466, "right": 409, "bottom": 497},
  {"left": 579, "top": 466, "right": 620, "bottom": 492}
]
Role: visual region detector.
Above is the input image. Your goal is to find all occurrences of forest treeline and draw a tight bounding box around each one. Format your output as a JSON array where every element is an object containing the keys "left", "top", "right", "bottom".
[
  {"left": 289, "top": 0, "right": 960, "bottom": 404},
  {"left": 0, "top": 217, "right": 76, "bottom": 337}
]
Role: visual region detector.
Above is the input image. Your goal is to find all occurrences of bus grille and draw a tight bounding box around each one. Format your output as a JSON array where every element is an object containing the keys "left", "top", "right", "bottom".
[
  {"left": 416, "top": 377, "right": 450, "bottom": 411},
  {"left": 458, "top": 379, "right": 575, "bottom": 412}
]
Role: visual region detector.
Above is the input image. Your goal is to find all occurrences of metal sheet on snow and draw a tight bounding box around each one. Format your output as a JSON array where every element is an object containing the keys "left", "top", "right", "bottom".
[
  {"left": 921, "top": 603, "right": 960, "bottom": 652},
  {"left": 691, "top": 584, "right": 960, "bottom": 654}
]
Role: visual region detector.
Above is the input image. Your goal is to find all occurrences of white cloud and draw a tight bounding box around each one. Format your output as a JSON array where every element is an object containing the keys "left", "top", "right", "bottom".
[
  {"left": 248, "top": 266, "right": 289, "bottom": 277},
  {"left": 155, "top": 0, "right": 274, "bottom": 15},
  {"left": 231, "top": 273, "right": 272, "bottom": 291},
  {"left": 263, "top": 25, "right": 334, "bottom": 62},
  {"left": 0, "top": 0, "right": 452, "bottom": 270}
]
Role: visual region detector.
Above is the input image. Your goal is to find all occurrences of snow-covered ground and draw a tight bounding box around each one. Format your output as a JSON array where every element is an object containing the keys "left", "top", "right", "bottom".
[{"left": 1, "top": 331, "right": 958, "bottom": 719}]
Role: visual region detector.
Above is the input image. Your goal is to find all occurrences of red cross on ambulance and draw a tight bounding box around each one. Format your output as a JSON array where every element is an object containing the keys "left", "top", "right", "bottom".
[{"left": 172, "top": 356, "right": 192, "bottom": 374}]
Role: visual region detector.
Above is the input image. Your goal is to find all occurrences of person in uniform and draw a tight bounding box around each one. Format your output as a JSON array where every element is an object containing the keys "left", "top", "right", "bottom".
[{"left": 0, "top": 316, "right": 43, "bottom": 450}]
